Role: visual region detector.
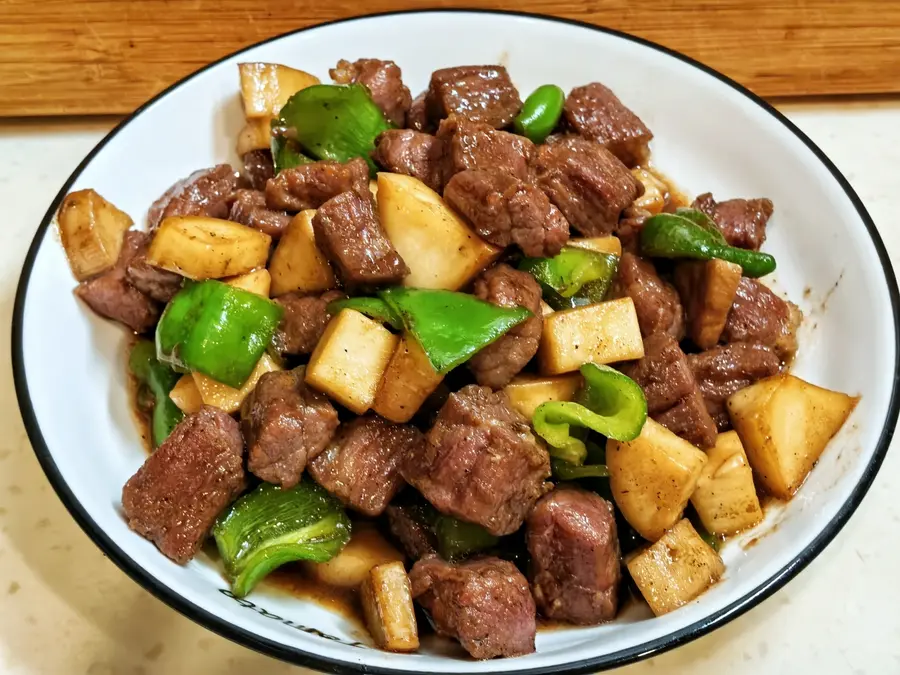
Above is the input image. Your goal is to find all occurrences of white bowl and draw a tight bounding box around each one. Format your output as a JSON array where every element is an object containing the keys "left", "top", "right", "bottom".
[{"left": 12, "top": 9, "right": 899, "bottom": 674}]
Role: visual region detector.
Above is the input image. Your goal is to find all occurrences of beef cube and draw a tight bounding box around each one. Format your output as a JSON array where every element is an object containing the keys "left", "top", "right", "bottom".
[
  {"left": 75, "top": 230, "right": 160, "bottom": 333},
  {"left": 443, "top": 169, "right": 568, "bottom": 258},
  {"left": 330, "top": 58, "right": 412, "bottom": 128},
  {"left": 401, "top": 385, "right": 551, "bottom": 536},
  {"left": 309, "top": 416, "right": 423, "bottom": 516},
  {"left": 693, "top": 192, "right": 774, "bottom": 251},
  {"left": 426, "top": 65, "right": 522, "bottom": 129},
  {"left": 373, "top": 129, "right": 444, "bottom": 193},
  {"left": 228, "top": 188, "right": 292, "bottom": 237},
  {"left": 468, "top": 264, "right": 543, "bottom": 389},
  {"left": 527, "top": 487, "right": 621, "bottom": 625},
  {"left": 407, "top": 90, "right": 430, "bottom": 131},
  {"left": 125, "top": 233, "right": 183, "bottom": 304},
  {"left": 386, "top": 505, "right": 438, "bottom": 560},
  {"left": 242, "top": 149, "right": 275, "bottom": 191},
  {"left": 147, "top": 164, "right": 239, "bottom": 229},
  {"left": 121, "top": 406, "right": 246, "bottom": 564},
  {"left": 409, "top": 556, "right": 536, "bottom": 659},
  {"left": 563, "top": 82, "right": 653, "bottom": 167},
  {"left": 532, "top": 136, "right": 641, "bottom": 237},
  {"left": 312, "top": 190, "right": 409, "bottom": 287},
  {"left": 241, "top": 368, "right": 339, "bottom": 488},
  {"left": 436, "top": 116, "right": 535, "bottom": 184},
  {"left": 272, "top": 290, "right": 346, "bottom": 356},
  {"left": 616, "top": 252, "right": 685, "bottom": 339},
  {"left": 723, "top": 278, "right": 802, "bottom": 361},
  {"left": 688, "top": 342, "right": 783, "bottom": 429},
  {"left": 265, "top": 158, "right": 370, "bottom": 212},
  {"left": 621, "top": 333, "right": 718, "bottom": 448}
]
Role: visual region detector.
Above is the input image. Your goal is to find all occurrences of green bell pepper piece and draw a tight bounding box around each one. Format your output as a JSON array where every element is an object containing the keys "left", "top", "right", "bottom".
[
  {"left": 520, "top": 246, "right": 619, "bottom": 310},
  {"left": 513, "top": 84, "right": 565, "bottom": 144},
  {"left": 129, "top": 340, "right": 184, "bottom": 447},
  {"left": 156, "top": 280, "right": 284, "bottom": 389},
  {"left": 435, "top": 516, "right": 499, "bottom": 561},
  {"left": 379, "top": 287, "right": 532, "bottom": 374},
  {"left": 326, "top": 296, "right": 402, "bottom": 330},
  {"left": 270, "top": 132, "right": 314, "bottom": 175},
  {"left": 213, "top": 481, "right": 351, "bottom": 598},
  {"left": 640, "top": 210, "right": 776, "bottom": 278},
  {"left": 276, "top": 84, "right": 391, "bottom": 175},
  {"left": 674, "top": 207, "right": 727, "bottom": 243},
  {"left": 551, "top": 458, "right": 610, "bottom": 480},
  {"left": 533, "top": 363, "right": 648, "bottom": 465}
]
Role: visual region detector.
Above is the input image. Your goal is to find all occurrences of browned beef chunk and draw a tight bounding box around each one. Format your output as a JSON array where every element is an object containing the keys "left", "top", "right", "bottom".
[
  {"left": 386, "top": 505, "right": 438, "bottom": 560},
  {"left": 527, "top": 487, "right": 621, "bottom": 625},
  {"left": 265, "top": 158, "right": 370, "bottom": 212},
  {"left": 75, "top": 231, "right": 160, "bottom": 333},
  {"left": 147, "top": 164, "right": 238, "bottom": 229},
  {"left": 228, "top": 189, "right": 292, "bottom": 237},
  {"left": 330, "top": 58, "right": 412, "bottom": 128},
  {"left": 409, "top": 556, "right": 536, "bottom": 659},
  {"left": 563, "top": 82, "right": 653, "bottom": 167},
  {"left": 241, "top": 368, "right": 339, "bottom": 488},
  {"left": 312, "top": 190, "right": 409, "bottom": 287},
  {"left": 436, "top": 116, "right": 535, "bottom": 184},
  {"left": 121, "top": 406, "right": 246, "bottom": 564},
  {"left": 309, "top": 416, "right": 423, "bottom": 516},
  {"left": 616, "top": 252, "right": 685, "bottom": 339},
  {"left": 693, "top": 192, "right": 774, "bottom": 251},
  {"left": 621, "top": 334, "right": 717, "bottom": 448},
  {"left": 401, "top": 385, "right": 551, "bottom": 536},
  {"left": 532, "top": 136, "right": 640, "bottom": 237},
  {"left": 688, "top": 342, "right": 783, "bottom": 429},
  {"left": 407, "top": 90, "right": 430, "bottom": 131},
  {"left": 723, "top": 278, "right": 802, "bottom": 361},
  {"left": 125, "top": 234, "right": 183, "bottom": 304},
  {"left": 443, "top": 169, "right": 568, "bottom": 258},
  {"left": 468, "top": 265, "right": 543, "bottom": 389},
  {"left": 426, "top": 66, "right": 522, "bottom": 129},
  {"left": 372, "top": 129, "right": 445, "bottom": 193},
  {"left": 272, "top": 290, "right": 346, "bottom": 356},
  {"left": 242, "top": 149, "right": 275, "bottom": 191}
]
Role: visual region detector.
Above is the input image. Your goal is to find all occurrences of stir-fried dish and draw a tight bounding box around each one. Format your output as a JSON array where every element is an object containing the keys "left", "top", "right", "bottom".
[{"left": 57, "top": 58, "right": 860, "bottom": 659}]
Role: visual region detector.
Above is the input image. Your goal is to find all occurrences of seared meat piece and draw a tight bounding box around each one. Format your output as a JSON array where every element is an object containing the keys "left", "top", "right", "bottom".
[
  {"left": 400, "top": 384, "right": 551, "bottom": 536},
  {"left": 147, "top": 164, "right": 238, "bottom": 229},
  {"left": 309, "top": 416, "right": 423, "bottom": 516},
  {"left": 723, "top": 278, "right": 802, "bottom": 361},
  {"left": 563, "top": 82, "right": 653, "bottom": 167},
  {"left": 312, "top": 190, "right": 409, "bottom": 287},
  {"left": 373, "top": 129, "right": 444, "bottom": 193},
  {"left": 693, "top": 192, "right": 774, "bottom": 251},
  {"left": 436, "top": 116, "right": 535, "bottom": 184},
  {"left": 407, "top": 90, "right": 430, "bottom": 131},
  {"left": 688, "top": 342, "right": 783, "bottom": 429},
  {"left": 121, "top": 406, "right": 246, "bottom": 564},
  {"left": 468, "top": 265, "right": 543, "bottom": 389},
  {"left": 228, "top": 189, "right": 292, "bottom": 237},
  {"left": 265, "top": 158, "right": 370, "bottom": 212},
  {"left": 532, "top": 136, "right": 641, "bottom": 237},
  {"left": 242, "top": 149, "right": 275, "bottom": 191},
  {"left": 621, "top": 333, "right": 718, "bottom": 448},
  {"left": 527, "top": 487, "right": 621, "bottom": 625},
  {"left": 241, "top": 368, "right": 339, "bottom": 488},
  {"left": 409, "top": 556, "right": 536, "bottom": 659},
  {"left": 386, "top": 505, "right": 438, "bottom": 560},
  {"left": 443, "top": 169, "right": 568, "bottom": 258},
  {"left": 125, "top": 234, "right": 183, "bottom": 304},
  {"left": 426, "top": 65, "right": 522, "bottom": 129},
  {"left": 75, "top": 231, "right": 160, "bottom": 333},
  {"left": 330, "top": 58, "right": 412, "bottom": 128},
  {"left": 616, "top": 252, "right": 685, "bottom": 339},
  {"left": 272, "top": 290, "right": 346, "bottom": 356}
]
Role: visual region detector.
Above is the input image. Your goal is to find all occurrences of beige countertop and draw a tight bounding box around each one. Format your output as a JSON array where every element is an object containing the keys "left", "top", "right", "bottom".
[{"left": 1, "top": 102, "right": 899, "bottom": 674}]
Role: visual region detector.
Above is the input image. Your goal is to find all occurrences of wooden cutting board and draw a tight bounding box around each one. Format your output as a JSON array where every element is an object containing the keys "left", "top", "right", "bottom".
[{"left": 2, "top": 0, "right": 899, "bottom": 117}]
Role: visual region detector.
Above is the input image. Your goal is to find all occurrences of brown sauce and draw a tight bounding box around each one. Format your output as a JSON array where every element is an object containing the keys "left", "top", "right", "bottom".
[{"left": 267, "top": 565, "right": 365, "bottom": 627}]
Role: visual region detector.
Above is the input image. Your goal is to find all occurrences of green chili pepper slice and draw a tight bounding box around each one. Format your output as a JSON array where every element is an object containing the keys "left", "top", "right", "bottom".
[
  {"left": 326, "top": 296, "right": 402, "bottom": 330},
  {"left": 640, "top": 210, "right": 776, "bottom": 278},
  {"left": 213, "top": 481, "right": 351, "bottom": 598},
  {"left": 551, "top": 459, "right": 610, "bottom": 480},
  {"left": 270, "top": 128, "right": 314, "bottom": 175},
  {"left": 533, "top": 363, "right": 648, "bottom": 465},
  {"left": 513, "top": 84, "right": 565, "bottom": 144},
  {"left": 129, "top": 340, "right": 184, "bottom": 447},
  {"left": 520, "top": 246, "right": 619, "bottom": 310},
  {"left": 435, "top": 516, "right": 499, "bottom": 561}
]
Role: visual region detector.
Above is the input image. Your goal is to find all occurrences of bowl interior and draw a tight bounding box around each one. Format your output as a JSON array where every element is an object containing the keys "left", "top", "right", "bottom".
[{"left": 14, "top": 10, "right": 897, "bottom": 675}]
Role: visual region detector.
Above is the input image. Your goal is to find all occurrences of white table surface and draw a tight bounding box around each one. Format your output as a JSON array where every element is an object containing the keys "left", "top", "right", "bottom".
[{"left": 1, "top": 102, "right": 899, "bottom": 675}]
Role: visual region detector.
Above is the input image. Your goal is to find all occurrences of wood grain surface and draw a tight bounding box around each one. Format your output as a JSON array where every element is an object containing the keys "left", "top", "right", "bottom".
[{"left": 2, "top": 0, "right": 900, "bottom": 117}]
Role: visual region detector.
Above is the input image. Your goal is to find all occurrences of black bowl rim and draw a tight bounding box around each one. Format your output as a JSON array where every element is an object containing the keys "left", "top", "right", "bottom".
[{"left": 11, "top": 8, "right": 899, "bottom": 675}]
